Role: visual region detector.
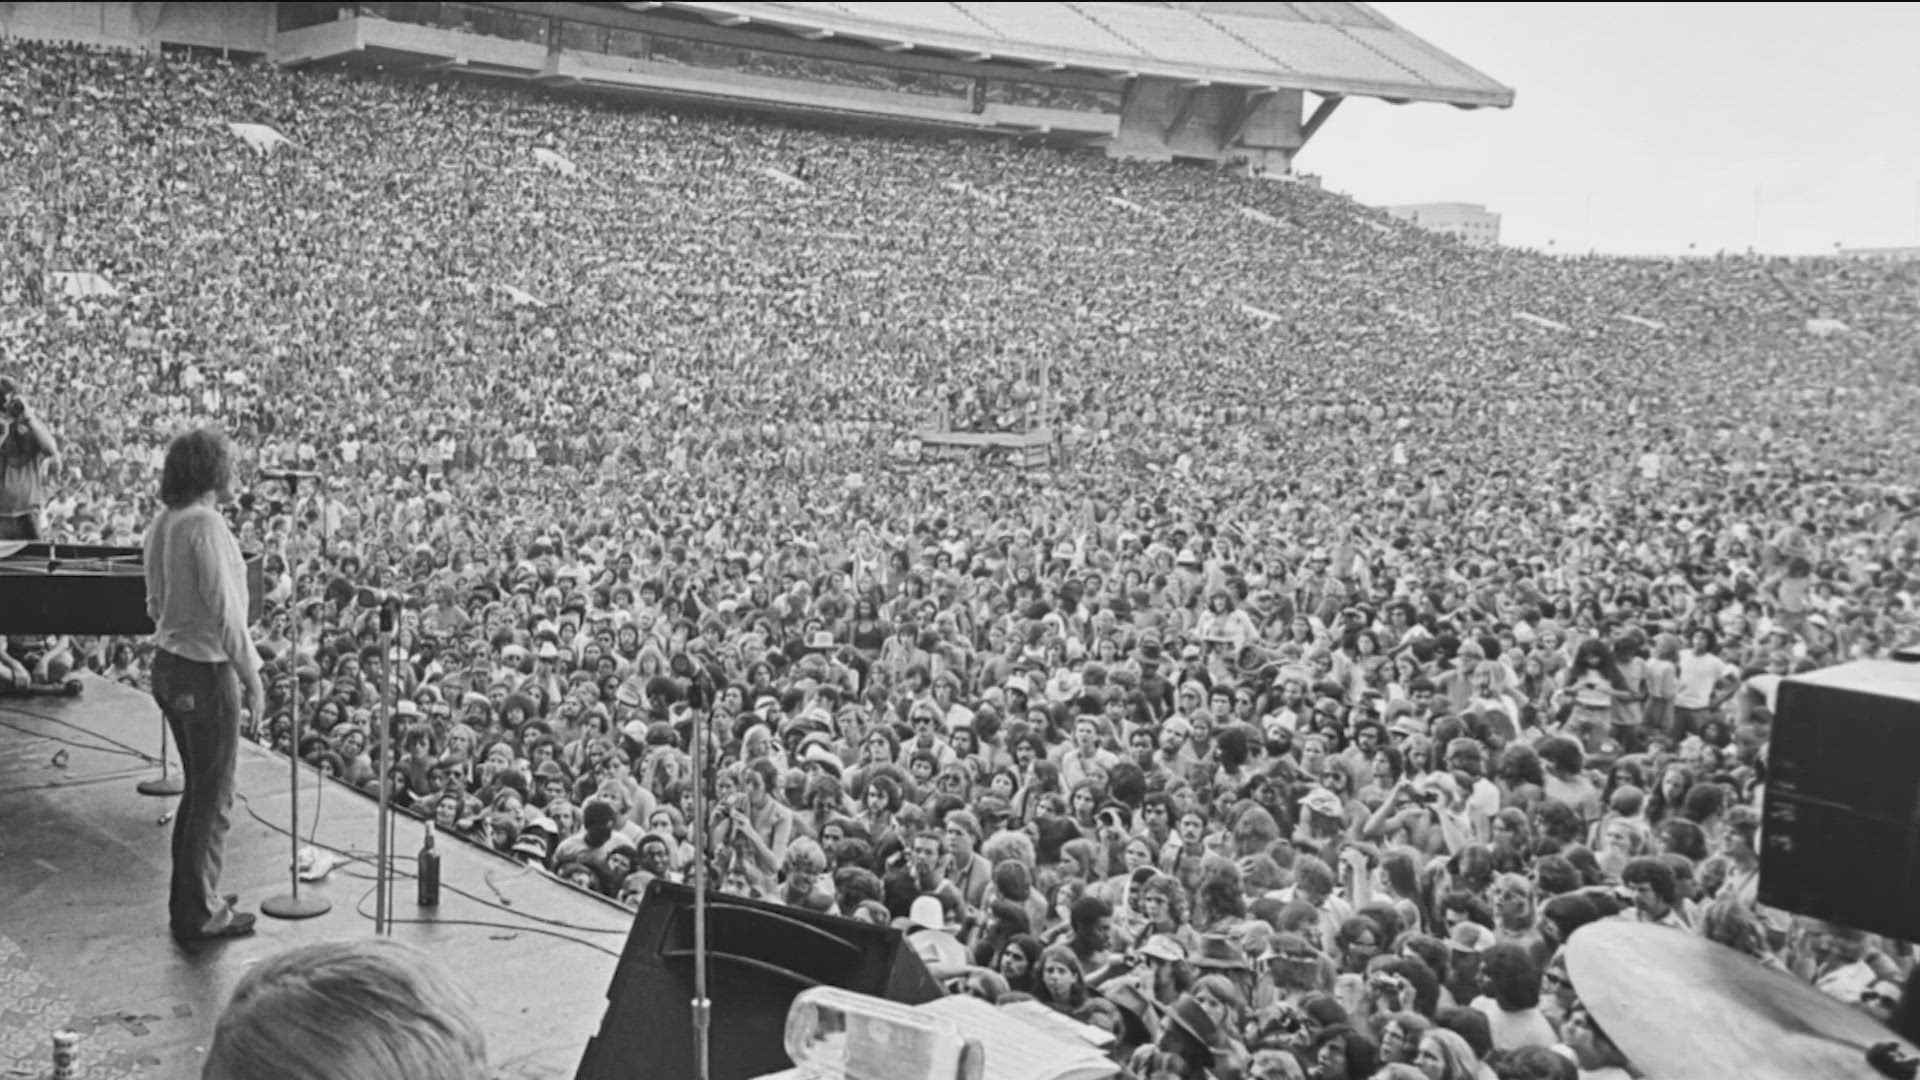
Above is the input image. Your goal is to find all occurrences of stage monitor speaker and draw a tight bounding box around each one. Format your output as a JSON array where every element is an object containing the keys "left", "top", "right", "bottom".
[
  {"left": 575, "top": 879, "right": 944, "bottom": 1080},
  {"left": 1760, "top": 655, "right": 1920, "bottom": 941}
]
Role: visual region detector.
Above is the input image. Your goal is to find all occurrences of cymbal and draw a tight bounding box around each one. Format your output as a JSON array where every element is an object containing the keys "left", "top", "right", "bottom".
[{"left": 1565, "top": 920, "right": 1915, "bottom": 1080}]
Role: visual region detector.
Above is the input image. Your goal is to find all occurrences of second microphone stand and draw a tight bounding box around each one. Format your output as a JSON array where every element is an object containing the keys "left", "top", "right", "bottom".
[
  {"left": 261, "top": 472, "right": 330, "bottom": 922},
  {"left": 367, "top": 591, "right": 399, "bottom": 935},
  {"left": 689, "top": 708, "right": 711, "bottom": 1080}
]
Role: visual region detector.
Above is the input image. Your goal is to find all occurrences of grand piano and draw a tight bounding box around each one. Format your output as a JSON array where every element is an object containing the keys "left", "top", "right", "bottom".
[{"left": 0, "top": 542, "right": 264, "bottom": 635}]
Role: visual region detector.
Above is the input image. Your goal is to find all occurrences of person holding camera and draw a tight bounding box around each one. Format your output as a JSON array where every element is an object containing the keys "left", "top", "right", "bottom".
[
  {"left": 0, "top": 374, "right": 60, "bottom": 541},
  {"left": 710, "top": 758, "right": 793, "bottom": 892}
]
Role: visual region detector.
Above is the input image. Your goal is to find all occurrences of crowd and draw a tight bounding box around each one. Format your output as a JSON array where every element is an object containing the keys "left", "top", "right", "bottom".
[{"left": 6, "top": 36, "right": 1920, "bottom": 1080}]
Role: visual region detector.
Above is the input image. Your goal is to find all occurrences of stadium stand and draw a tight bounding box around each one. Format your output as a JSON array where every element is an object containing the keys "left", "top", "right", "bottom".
[
  {"left": 1, "top": 1, "right": 1513, "bottom": 170},
  {"left": 1, "top": 18, "right": 1917, "bottom": 1080}
]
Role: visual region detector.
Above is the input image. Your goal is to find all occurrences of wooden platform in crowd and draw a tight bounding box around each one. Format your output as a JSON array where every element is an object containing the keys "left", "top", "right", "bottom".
[{"left": 0, "top": 677, "right": 629, "bottom": 1080}]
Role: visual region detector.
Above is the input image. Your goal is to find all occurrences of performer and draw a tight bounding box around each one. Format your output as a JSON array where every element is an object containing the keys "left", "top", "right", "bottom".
[
  {"left": 145, "top": 428, "right": 262, "bottom": 943},
  {"left": 0, "top": 373, "right": 59, "bottom": 541}
]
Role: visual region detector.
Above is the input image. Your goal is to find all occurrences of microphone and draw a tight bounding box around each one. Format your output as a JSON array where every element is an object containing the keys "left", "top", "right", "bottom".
[{"left": 260, "top": 467, "right": 322, "bottom": 483}]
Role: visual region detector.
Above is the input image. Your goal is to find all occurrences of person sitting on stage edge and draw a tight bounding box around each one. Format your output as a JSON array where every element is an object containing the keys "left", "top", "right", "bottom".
[
  {"left": 202, "top": 938, "right": 488, "bottom": 1080},
  {"left": 0, "top": 631, "right": 78, "bottom": 695},
  {"left": 0, "top": 373, "right": 59, "bottom": 542},
  {"left": 145, "top": 428, "right": 264, "bottom": 943}
]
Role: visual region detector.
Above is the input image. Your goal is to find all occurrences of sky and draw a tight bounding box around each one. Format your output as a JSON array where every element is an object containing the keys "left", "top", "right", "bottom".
[{"left": 1301, "top": 3, "right": 1919, "bottom": 256}]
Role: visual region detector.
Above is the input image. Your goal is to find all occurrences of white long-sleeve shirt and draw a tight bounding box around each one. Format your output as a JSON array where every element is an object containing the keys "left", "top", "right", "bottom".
[{"left": 145, "top": 503, "right": 260, "bottom": 680}]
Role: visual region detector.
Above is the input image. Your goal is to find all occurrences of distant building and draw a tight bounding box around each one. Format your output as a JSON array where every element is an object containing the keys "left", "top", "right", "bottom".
[
  {"left": 1386, "top": 202, "right": 1501, "bottom": 247},
  {"left": 1837, "top": 246, "right": 1920, "bottom": 262}
]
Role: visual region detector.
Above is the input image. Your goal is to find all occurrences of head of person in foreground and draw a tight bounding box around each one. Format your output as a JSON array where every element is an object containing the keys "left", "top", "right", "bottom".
[{"left": 202, "top": 938, "right": 488, "bottom": 1080}]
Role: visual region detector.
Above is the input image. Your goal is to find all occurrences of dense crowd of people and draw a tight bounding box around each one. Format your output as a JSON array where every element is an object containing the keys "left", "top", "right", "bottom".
[{"left": 6, "top": 37, "right": 1920, "bottom": 1080}]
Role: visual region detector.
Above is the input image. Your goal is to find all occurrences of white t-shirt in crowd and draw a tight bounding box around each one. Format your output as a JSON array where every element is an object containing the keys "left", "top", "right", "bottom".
[
  {"left": 1470, "top": 996, "right": 1560, "bottom": 1051},
  {"left": 1465, "top": 776, "right": 1502, "bottom": 827},
  {"left": 1675, "top": 650, "right": 1736, "bottom": 710}
]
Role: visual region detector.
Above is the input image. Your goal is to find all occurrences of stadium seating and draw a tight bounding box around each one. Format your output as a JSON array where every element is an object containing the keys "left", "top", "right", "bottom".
[{"left": 8, "top": 44, "right": 1917, "bottom": 997}]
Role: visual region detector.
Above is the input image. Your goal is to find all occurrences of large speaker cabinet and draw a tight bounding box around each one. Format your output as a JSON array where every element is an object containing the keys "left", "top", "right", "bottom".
[
  {"left": 575, "top": 880, "right": 944, "bottom": 1080},
  {"left": 1761, "top": 656, "right": 1920, "bottom": 941}
]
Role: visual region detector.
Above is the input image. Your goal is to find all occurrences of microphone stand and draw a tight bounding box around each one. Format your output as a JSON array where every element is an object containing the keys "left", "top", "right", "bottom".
[
  {"left": 261, "top": 471, "right": 331, "bottom": 921},
  {"left": 689, "top": 707, "right": 711, "bottom": 1080},
  {"left": 134, "top": 721, "right": 185, "bottom": 796},
  {"left": 371, "top": 593, "right": 398, "bottom": 935},
  {"left": 133, "top": 492, "right": 177, "bottom": 795},
  {"left": 26, "top": 516, "right": 173, "bottom": 800}
]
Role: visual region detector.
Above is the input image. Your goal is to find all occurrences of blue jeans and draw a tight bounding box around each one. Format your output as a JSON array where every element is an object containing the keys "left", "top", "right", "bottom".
[
  {"left": 151, "top": 650, "right": 240, "bottom": 935},
  {"left": 0, "top": 512, "right": 39, "bottom": 540},
  {"left": 1671, "top": 705, "right": 1713, "bottom": 742}
]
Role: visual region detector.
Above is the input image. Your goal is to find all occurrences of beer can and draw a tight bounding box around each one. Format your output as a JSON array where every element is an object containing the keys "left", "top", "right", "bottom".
[{"left": 52, "top": 1029, "right": 78, "bottom": 1079}]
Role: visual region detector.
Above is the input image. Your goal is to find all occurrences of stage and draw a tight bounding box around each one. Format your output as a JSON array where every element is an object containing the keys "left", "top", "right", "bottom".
[{"left": 0, "top": 677, "right": 629, "bottom": 1080}]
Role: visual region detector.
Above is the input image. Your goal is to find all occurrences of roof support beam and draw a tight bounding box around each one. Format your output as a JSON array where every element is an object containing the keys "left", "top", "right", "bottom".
[
  {"left": 1222, "top": 87, "right": 1275, "bottom": 148},
  {"left": 1299, "top": 93, "right": 1342, "bottom": 147},
  {"left": 132, "top": 1, "right": 163, "bottom": 36},
  {"left": 1164, "top": 86, "right": 1199, "bottom": 143}
]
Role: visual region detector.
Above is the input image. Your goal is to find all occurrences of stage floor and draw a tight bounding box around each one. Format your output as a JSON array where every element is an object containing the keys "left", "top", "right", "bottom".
[{"left": 0, "top": 677, "right": 629, "bottom": 1080}]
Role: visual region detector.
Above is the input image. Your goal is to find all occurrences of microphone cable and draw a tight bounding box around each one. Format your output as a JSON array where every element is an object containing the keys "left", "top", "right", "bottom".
[{"left": 233, "top": 791, "right": 632, "bottom": 942}]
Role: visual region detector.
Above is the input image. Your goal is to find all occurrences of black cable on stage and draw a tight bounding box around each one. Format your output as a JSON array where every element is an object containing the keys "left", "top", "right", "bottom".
[
  {"left": 346, "top": 881, "right": 622, "bottom": 958},
  {"left": 0, "top": 702, "right": 163, "bottom": 764},
  {"left": 4, "top": 696, "right": 328, "bottom": 848},
  {"left": 233, "top": 790, "right": 630, "bottom": 938},
  {"left": 305, "top": 740, "right": 325, "bottom": 847},
  {"left": 0, "top": 765, "right": 159, "bottom": 797},
  {"left": 0, "top": 712, "right": 149, "bottom": 760},
  {"left": 3, "top": 699, "right": 626, "bottom": 945},
  {"left": 330, "top": 860, "right": 630, "bottom": 951}
]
